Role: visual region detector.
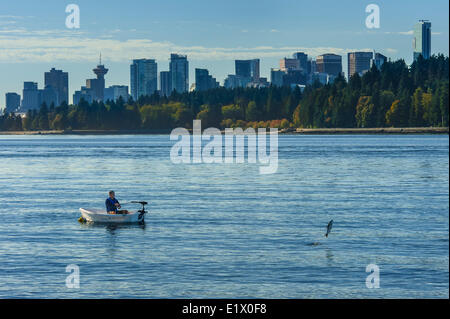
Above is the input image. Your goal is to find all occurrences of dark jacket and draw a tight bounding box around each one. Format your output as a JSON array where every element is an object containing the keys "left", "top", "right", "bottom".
[{"left": 105, "top": 197, "right": 119, "bottom": 212}]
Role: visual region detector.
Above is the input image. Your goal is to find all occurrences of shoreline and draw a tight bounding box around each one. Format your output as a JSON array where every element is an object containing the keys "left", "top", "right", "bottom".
[
  {"left": 288, "top": 127, "right": 449, "bottom": 134},
  {"left": 0, "top": 127, "right": 448, "bottom": 135}
]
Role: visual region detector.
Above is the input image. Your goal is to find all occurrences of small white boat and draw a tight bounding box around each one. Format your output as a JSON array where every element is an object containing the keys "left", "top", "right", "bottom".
[{"left": 79, "top": 201, "right": 148, "bottom": 224}]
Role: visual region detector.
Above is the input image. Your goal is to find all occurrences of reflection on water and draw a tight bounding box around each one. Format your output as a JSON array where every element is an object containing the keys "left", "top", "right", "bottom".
[
  {"left": 79, "top": 221, "right": 147, "bottom": 257},
  {"left": 0, "top": 134, "right": 448, "bottom": 298},
  {"left": 326, "top": 249, "right": 334, "bottom": 264},
  {"left": 80, "top": 222, "right": 147, "bottom": 232}
]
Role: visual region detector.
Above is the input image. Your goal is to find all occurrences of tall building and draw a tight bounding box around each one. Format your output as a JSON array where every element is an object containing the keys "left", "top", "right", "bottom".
[
  {"left": 348, "top": 52, "right": 374, "bottom": 78},
  {"left": 413, "top": 20, "right": 431, "bottom": 60},
  {"left": 130, "top": 59, "right": 158, "bottom": 100},
  {"left": 86, "top": 57, "right": 108, "bottom": 102},
  {"left": 270, "top": 69, "right": 284, "bottom": 87},
  {"left": 235, "top": 59, "right": 260, "bottom": 81},
  {"left": 39, "top": 85, "right": 58, "bottom": 107},
  {"left": 316, "top": 54, "right": 342, "bottom": 77},
  {"left": 5, "top": 93, "right": 21, "bottom": 113},
  {"left": 310, "top": 60, "right": 317, "bottom": 74},
  {"left": 104, "top": 85, "right": 129, "bottom": 102},
  {"left": 160, "top": 71, "right": 171, "bottom": 97},
  {"left": 44, "top": 68, "right": 68, "bottom": 106},
  {"left": 21, "top": 82, "right": 40, "bottom": 111},
  {"left": 306, "top": 59, "right": 312, "bottom": 74},
  {"left": 195, "top": 68, "right": 219, "bottom": 91},
  {"left": 292, "top": 52, "right": 309, "bottom": 73},
  {"left": 280, "top": 58, "right": 300, "bottom": 72},
  {"left": 371, "top": 52, "right": 387, "bottom": 70},
  {"left": 170, "top": 54, "right": 189, "bottom": 93}
]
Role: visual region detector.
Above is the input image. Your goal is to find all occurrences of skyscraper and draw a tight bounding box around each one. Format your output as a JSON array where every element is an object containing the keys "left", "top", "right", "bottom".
[
  {"left": 86, "top": 57, "right": 108, "bottom": 102},
  {"left": 5, "top": 93, "right": 20, "bottom": 113},
  {"left": 21, "top": 82, "right": 40, "bottom": 111},
  {"left": 170, "top": 54, "right": 189, "bottom": 93},
  {"left": 292, "top": 52, "right": 309, "bottom": 73},
  {"left": 160, "top": 71, "right": 171, "bottom": 97},
  {"left": 413, "top": 20, "right": 431, "bottom": 60},
  {"left": 39, "top": 85, "right": 58, "bottom": 107},
  {"left": 347, "top": 52, "right": 373, "bottom": 78},
  {"left": 235, "top": 59, "right": 260, "bottom": 81},
  {"left": 279, "top": 58, "right": 300, "bottom": 72},
  {"left": 316, "top": 54, "right": 342, "bottom": 77},
  {"left": 44, "top": 68, "right": 68, "bottom": 106},
  {"left": 195, "top": 68, "right": 219, "bottom": 91},
  {"left": 371, "top": 52, "right": 387, "bottom": 70},
  {"left": 130, "top": 59, "right": 158, "bottom": 100},
  {"left": 270, "top": 69, "right": 284, "bottom": 87}
]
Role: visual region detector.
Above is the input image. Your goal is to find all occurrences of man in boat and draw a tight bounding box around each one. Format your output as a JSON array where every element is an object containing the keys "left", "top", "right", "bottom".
[{"left": 106, "top": 191, "right": 130, "bottom": 214}]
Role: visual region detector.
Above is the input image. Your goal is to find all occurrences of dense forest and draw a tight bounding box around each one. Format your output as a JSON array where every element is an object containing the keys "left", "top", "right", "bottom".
[{"left": 1, "top": 55, "right": 448, "bottom": 131}]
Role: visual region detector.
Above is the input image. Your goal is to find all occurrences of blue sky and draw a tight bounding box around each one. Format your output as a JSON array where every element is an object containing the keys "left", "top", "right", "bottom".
[{"left": 0, "top": 0, "right": 448, "bottom": 108}]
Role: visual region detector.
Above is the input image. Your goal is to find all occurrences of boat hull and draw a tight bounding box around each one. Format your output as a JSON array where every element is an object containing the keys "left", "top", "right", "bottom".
[{"left": 79, "top": 208, "right": 145, "bottom": 223}]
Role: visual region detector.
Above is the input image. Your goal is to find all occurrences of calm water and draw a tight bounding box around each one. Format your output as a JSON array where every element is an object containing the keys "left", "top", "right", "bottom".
[{"left": 0, "top": 134, "right": 448, "bottom": 298}]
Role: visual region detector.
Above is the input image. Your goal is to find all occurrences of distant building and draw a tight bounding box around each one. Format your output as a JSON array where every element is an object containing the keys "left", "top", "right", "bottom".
[
  {"left": 235, "top": 59, "right": 260, "bottom": 81},
  {"left": 224, "top": 75, "right": 252, "bottom": 89},
  {"left": 19, "top": 81, "right": 60, "bottom": 111},
  {"left": 283, "top": 69, "right": 307, "bottom": 86},
  {"left": 306, "top": 59, "right": 312, "bottom": 74},
  {"left": 293, "top": 52, "right": 309, "bottom": 73},
  {"left": 104, "top": 85, "right": 129, "bottom": 102},
  {"left": 44, "top": 68, "right": 68, "bottom": 106},
  {"left": 130, "top": 59, "right": 158, "bottom": 100},
  {"left": 73, "top": 86, "right": 93, "bottom": 105},
  {"left": 86, "top": 58, "right": 108, "bottom": 102},
  {"left": 195, "top": 68, "right": 219, "bottom": 91},
  {"left": 310, "top": 60, "right": 317, "bottom": 74},
  {"left": 248, "top": 77, "right": 269, "bottom": 88},
  {"left": 170, "top": 54, "right": 189, "bottom": 93},
  {"left": 280, "top": 58, "right": 300, "bottom": 72},
  {"left": 260, "top": 77, "right": 269, "bottom": 86},
  {"left": 413, "top": 20, "right": 431, "bottom": 60},
  {"left": 348, "top": 52, "right": 373, "bottom": 78},
  {"left": 271, "top": 65, "right": 307, "bottom": 87},
  {"left": 226, "top": 59, "right": 261, "bottom": 88},
  {"left": 160, "top": 71, "right": 171, "bottom": 97},
  {"left": 310, "top": 72, "right": 332, "bottom": 85},
  {"left": 316, "top": 54, "right": 342, "bottom": 77},
  {"left": 5, "top": 93, "right": 20, "bottom": 113},
  {"left": 270, "top": 68, "right": 285, "bottom": 87},
  {"left": 21, "top": 82, "right": 40, "bottom": 111},
  {"left": 371, "top": 52, "right": 388, "bottom": 70},
  {"left": 40, "top": 85, "right": 58, "bottom": 107}
]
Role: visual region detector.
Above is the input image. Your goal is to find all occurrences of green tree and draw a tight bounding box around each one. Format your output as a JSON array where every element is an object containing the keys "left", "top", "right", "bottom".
[
  {"left": 246, "top": 101, "right": 261, "bottom": 121},
  {"left": 222, "top": 104, "right": 244, "bottom": 121}
]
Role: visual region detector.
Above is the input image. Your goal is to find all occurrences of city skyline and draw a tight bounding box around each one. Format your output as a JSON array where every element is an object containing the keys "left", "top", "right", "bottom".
[
  {"left": 2, "top": 44, "right": 431, "bottom": 112},
  {"left": 0, "top": 0, "right": 449, "bottom": 108}
]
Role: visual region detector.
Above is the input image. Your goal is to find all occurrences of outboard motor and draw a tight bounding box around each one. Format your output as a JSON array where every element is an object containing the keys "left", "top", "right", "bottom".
[{"left": 132, "top": 201, "right": 148, "bottom": 223}]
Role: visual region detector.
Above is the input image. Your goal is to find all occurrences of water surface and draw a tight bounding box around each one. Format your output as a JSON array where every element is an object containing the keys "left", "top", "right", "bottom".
[{"left": 0, "top": 134, "right": 448, "bottom": 298}]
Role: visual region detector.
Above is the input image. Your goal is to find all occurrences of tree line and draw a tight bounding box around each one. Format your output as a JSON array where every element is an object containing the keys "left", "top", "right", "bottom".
[{"left": 0, "top": 54, "right": 448, "bottom": 131}]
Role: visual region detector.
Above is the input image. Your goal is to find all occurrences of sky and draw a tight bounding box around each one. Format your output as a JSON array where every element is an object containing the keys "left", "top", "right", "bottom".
[{"left": 0, "top": 0, "right": 448, "bottom": 108}]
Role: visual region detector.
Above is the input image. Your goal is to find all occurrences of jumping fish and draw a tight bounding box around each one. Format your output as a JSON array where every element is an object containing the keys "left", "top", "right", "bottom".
[{"left": 325, "top": 220, "right": 333, "bottom": 237}]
